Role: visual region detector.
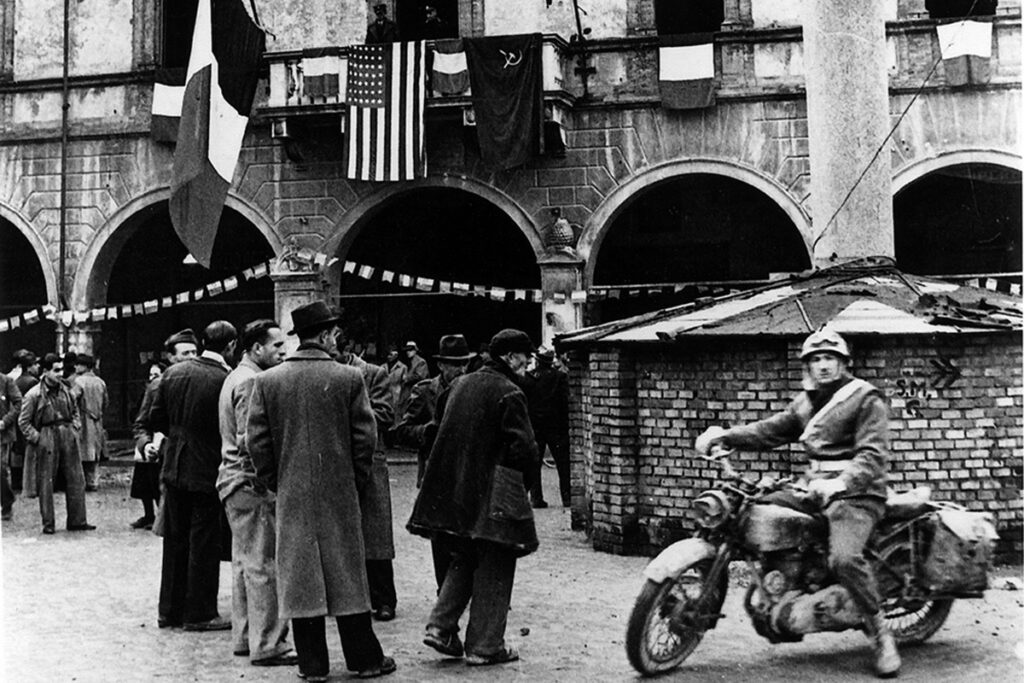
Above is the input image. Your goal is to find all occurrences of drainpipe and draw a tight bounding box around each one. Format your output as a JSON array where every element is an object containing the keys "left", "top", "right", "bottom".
[{"left": 58, "top": 0, "right": 71, "bottom": 352}]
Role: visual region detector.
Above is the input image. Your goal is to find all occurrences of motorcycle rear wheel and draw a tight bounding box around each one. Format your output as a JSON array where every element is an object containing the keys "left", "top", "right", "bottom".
[
  {"left": 625, "top": 560, "right": 725, "bottom": 676},
  {"left": 883, "top": 597, "right": 953, "bottom": 645}
]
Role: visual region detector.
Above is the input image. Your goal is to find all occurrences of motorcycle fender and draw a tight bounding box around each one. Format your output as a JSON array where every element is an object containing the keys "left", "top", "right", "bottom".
[{"left": 643, "top": 538, "right": 718, "bottom": 584}]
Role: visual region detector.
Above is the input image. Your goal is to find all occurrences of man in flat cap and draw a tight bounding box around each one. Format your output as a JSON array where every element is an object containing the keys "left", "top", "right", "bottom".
[
  {"left": 248, "top": 301, "right": 396, "bottom": 680},
  {"left": 145, "top": 321, "right": 236, "bottom": 632},
  {"left": 408, "top": 328, "right": 539, "bottom": 666},
  {"left": 71, "top": 353, "right": 107, "bottom": 492}
]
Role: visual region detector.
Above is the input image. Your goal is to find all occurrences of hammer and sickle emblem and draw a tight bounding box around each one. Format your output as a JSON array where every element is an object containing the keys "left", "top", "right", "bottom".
[{"left": 499, "top": 49, "right": 523, "bottom": 69}]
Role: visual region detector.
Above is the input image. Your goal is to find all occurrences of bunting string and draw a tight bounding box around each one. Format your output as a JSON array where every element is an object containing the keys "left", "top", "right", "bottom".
[{"left": 1, "top": 257, "right": 1018, "bottom": 335}]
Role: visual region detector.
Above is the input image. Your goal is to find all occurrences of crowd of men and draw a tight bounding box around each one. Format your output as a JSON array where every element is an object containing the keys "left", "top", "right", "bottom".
[
  {"left": 5, "top": 300, "right": 568, "bottom": 680},
  {"left": 1, "top": 349, "right": 106, "bottom": 532}
]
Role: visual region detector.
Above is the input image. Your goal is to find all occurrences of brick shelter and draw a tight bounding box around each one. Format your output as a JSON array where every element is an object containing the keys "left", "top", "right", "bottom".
[{"left": 557, "top": 260, "right": 1023, "bottom": 560}]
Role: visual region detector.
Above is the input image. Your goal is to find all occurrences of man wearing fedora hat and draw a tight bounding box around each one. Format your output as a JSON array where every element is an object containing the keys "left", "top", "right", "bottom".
[
  {"left": 408, "top": 328, "right": 539, "bottom": 666},
  {"left": 248, "top": 301, "right": 396, "bottom": 681},
  {"left": 391, "top": 333, "right": 474, "bottom": 590}
]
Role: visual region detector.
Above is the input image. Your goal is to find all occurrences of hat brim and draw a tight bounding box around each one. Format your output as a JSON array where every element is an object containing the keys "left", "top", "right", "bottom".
[
  {"left": 288, "top": 315, "right": 344, "bottom": 336},
  {"left": 434, "top": 353, "right": 476, "bottom": 362}
]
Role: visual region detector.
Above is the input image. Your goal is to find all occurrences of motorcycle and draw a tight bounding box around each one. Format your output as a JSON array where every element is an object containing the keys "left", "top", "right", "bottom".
[{"left": 625, "top": 448, "right": 999, "bottom": 676}]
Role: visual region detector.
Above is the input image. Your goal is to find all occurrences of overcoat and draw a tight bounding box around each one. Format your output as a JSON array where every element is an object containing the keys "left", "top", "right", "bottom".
[
  {"left": 18, "top": 377, "right": 80, "bottom": 497},
  {"left": 72, "top": 371, "right": 107, "bottom": 463},
  {"left": 248, "top": 346, "right": 377, "bottom": 619},
  {"left": 407, "top": 359, "right": 539, "bottom": 556},
  {"left": 343, "top": 354, "right": 395, "bottom": 560}
]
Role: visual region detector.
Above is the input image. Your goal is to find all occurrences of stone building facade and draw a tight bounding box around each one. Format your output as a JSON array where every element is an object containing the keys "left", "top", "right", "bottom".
[{"left": 0, "top": 0, "right": 1020, "bottom": 430}]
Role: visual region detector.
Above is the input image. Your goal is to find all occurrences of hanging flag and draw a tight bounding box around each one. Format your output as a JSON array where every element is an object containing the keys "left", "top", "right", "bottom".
[
  {"left": 490, "top": 287, "right": 506, "bottom": 301},
  {"left": 937, "top": 20, "right": 993, "bottom": 86},
  {"left": 169, "top": 0, "right": 266, "bottom": 268},
  {"left": 8, "top": 317, "right": 19, "bottom": 330},
  {"left": 176, "top": 292, "right": 190, "bottom": 305},
  {"left": 106, "top": 307, "right": 119, "bottom": 320},
  {"left": 514, "top": 289, "right": 526, "bottom": 301},
  {"left": 151, "top": 67, "right": 187, "bottom": 143},
  {"left": 92, "top": 308, "right": 107, "bottom": 322},
  {"left": 358, "top": 265, "right": 375, "bottom": 279},
  {"left": 302, "top": 52, "right": 341, "bottom": 101},
  {"left": 381, "top": 270, "right": 395, "bottom": 283},
  {"left": 60, "top": 311, "right": 74, "bottom": 327},
  {"left": 252, "top": 261, "right": 270, "bottom": 278},
  {"left": 161, "top": 296, "right": 174, "bottom": 308},
  {"left": 464, "top": 33, "right": 543, "bottom": 170},
  {"left": 208, "top": 280, "right": 225, "bottom": 296},
  {"left": 415, "top": 277, "right": 434, "bottom": 291},
  {"left": 223, "top": 276, "right": 239, "bottom": 291},
  {"left": 659, "top": 33, "right": 716, "bottom": 110},
  {"left": 343, "top": 260, "right": 357, "bottom": 274},
  {"left": 0, "top": 319, "right": 9, "bottom": 333},
  {"left": 439, "top": 281, "right": 452, "bottom": 293},
  {"left": 399, "top": 274, "right": 414, "bottom": 288},
  {"left": 344, "top": 41, "right": 426, "bottom": 182},
  {"left": 432, "top": 39, "right": 469, "bottom": 96}
]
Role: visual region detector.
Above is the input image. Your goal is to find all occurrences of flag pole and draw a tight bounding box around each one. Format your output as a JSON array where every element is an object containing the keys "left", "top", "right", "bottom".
[{"left": 59, "top": 0, "right": 71, "bottom": 352}]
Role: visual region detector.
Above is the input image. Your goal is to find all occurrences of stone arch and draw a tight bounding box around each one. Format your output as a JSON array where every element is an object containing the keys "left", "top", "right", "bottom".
[
  {"left": 578, "top": 159, "right": 813, "bottom": 283},
  {"left": 0, "top": 202, "right": 59, "bottom": 305},
  {"left": 320, "top": 175, "right": 545, "bottom": 260},
  {"left": 892, "top": 149, "right": 1023, "bottom": 196},
  {"left": 72, "top": 189, "right": 282, "bottom": 310}
]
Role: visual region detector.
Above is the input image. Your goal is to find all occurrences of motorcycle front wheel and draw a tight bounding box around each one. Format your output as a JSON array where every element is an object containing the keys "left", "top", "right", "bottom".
[{"left": 625, "top": 560, "right": 726, "bottom": 676}]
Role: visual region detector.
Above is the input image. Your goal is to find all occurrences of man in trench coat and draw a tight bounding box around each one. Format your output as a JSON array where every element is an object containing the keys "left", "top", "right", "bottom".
[
  {"left": 248, "top": 301, "right": 396, "bottom": 681},
  {"left": 71, "top": 354, "right": 107, "bottom": 491}
]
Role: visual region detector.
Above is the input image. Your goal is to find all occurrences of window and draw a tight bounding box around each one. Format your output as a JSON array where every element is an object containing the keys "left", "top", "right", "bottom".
[
  {"left": 655, "top": 0, "right": 724, "bottom": 35},
  {"left": 926, "top": 0, "right": 998, "bottom": 19},
  {"left": 162, "top": 0, "right": 199, "bottom": 69},
  {"left": 395, "top": 0, "right": 459, "bottom": 41}
]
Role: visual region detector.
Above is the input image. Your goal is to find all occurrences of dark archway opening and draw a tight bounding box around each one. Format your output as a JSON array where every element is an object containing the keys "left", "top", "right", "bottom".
[
  {"left": 337, "top": 188, "right": 540, "bottom": 364},
  {"left": 591, "top": 173, "right": 809, "bottom": 324},
  {"left": 894, "top": 163, "right": 1021, "bottom": 277},
  {"left": 99, "top": 205, "right": 275, "bottom": 433},
  {"left": 0, "top": 220, "right": 56, "bottom": 368}
]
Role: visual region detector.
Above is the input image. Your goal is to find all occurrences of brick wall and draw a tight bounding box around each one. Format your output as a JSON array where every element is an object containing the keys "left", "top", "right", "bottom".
[{"left": 568, "top": 334, "right": 1023, "bottom": 560}]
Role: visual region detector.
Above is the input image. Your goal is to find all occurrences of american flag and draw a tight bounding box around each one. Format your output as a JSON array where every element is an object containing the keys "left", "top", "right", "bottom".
[{"left": 344, "top": 41, "right": 426, "bottom": 182}]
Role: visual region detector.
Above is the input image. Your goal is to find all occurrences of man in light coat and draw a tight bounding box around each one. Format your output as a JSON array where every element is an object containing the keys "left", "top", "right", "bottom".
[
  {"left": 248, "top": 301, "right": 396, "bottom": 681},
  {"left": 217, "top": 319, "right": 297, "bottom": 667},
  {"left": 71, "top": 354, "right": 107, "bottom": 491}
]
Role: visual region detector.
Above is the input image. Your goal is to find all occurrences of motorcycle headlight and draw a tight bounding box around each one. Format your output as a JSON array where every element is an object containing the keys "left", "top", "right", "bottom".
[{"left": 693, "top": 490, "right": 732, "bottom": 530}]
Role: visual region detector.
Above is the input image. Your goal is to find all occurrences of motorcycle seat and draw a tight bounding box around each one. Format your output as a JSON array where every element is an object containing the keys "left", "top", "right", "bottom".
[{"left": 884, "top": 486, "right": 933, "bottom": 521}]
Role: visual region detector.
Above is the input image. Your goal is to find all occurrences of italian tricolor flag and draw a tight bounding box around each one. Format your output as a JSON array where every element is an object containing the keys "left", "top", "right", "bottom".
[
  {"left": 659, "top": 33, "right": 716, "bottom": 110},
  {"left": 936, "top": 19, "right": 993, "bottom": 87}
]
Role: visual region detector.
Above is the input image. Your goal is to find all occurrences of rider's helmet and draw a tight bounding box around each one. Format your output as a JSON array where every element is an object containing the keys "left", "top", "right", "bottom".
[{"left": 799, "top": 328, "right": 850, "bottom": 361}]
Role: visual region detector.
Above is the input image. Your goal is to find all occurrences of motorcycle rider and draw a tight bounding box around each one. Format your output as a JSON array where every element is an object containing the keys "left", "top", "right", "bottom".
[{"left": 695, "top": 328, "right": 900, "bottom": 678}]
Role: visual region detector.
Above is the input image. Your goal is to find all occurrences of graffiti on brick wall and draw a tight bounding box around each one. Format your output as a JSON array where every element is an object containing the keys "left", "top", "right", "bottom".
[{"left": 890, "top": 358, "right": 961, "bottom": 418}]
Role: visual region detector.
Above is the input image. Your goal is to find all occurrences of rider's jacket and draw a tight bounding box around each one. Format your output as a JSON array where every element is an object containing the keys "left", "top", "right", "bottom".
[{"left": 718, "top": 374, "right": 889, "bottom": 501}]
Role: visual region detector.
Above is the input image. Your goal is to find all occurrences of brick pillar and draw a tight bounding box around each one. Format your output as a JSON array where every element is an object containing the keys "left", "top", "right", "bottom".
[{"left": 588, "top": 348, "right": 645, "bottom": 554}]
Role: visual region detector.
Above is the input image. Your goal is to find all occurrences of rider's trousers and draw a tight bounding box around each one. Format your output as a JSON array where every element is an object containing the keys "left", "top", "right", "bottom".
[{"left": 825, "top": 497, "right": 885, "bottom": 616}]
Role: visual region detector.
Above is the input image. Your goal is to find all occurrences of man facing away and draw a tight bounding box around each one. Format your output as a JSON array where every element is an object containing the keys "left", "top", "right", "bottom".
[
  {"left": 390, "top": 333, "right": 473, "bottom": 590},
  {"left": 216, "top": 319, "right": 297, "bottom": 667},
  {"left": 408, "top": 328, "right": 539, "bottom": 666},
  {"left": 521, "top": 346, "right": 571, "bottom": 508},
  {"left": 695, "top": 328, "right": 900, "bottom": 678},
  {"left": 248, "top": 301, "right": 396, "bottom": 681},
  {"left": 71, "top": 353, "right": 107, "bottom": 492},
  {"left": 18, "top": 353, "right": 94, "bottom": 535},
  {"left": 146, "top": 321, "right": 236, "bottom": 631}
]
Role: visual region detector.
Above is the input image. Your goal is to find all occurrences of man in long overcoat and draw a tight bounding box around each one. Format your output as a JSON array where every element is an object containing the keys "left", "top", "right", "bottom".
[
  {"left": 71, "top": 353, "right": 107, "bottom": 491},
  {"left": 407, "top": 328, "right": 539, "bottom": 666},
  {"left": 145, "top": 321, "right": 235, "bottom": 631},
  {"left": 336, "top": 340, "right": 398, "bottom": 622},
  {"left": 248, "top": 301, "right": 396, "bottom": 681},
  {"left": 0, "top": 373, "right": 22, "bottom": 520}
]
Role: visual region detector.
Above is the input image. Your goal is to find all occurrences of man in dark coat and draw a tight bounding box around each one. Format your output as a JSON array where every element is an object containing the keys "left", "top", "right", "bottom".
[
  {"left": 336, "top": 335, "right": 398, "bottom": 623},
  {"left": 145, "top": 321, "right": 235, "bottom": 631},
  {"left": 248, "top": 301, "right": 396, "bottom": 681},
  {"left": 11, "top": 351, "right": 40, "bottom": 491},
  {"left": 0, "top": 373, "right": 22, "bottom": 521},
  {"left": 522, "top": 346, "right": 571, "bottom": 508},
  {"left": 390, "top": 333, "right": 473, "bottom": 590},
  {"left": 408, "top": 328, "right": 539, "bottom": 666},
  {"left": 365, "top": 3, "right": 399, "bottom": 43}
]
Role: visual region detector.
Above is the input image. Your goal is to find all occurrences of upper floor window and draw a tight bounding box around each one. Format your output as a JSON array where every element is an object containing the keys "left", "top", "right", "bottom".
[
  {"left": 926, "top": 0, "right": 998, "bottom": 19},
  {"left": 395, "top": 0, "right": 459, "bottom": 41},
  {"left": 163, "top": 0, "right": 199, "bottom": 69},
  {"left": 655, "top": 0, "right": 724, "bottom": 35}
]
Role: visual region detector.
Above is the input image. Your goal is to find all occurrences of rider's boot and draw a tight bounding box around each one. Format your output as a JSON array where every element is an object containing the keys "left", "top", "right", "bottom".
[{"left": 863, "top": 612, "right": 901, "bottom": 678}]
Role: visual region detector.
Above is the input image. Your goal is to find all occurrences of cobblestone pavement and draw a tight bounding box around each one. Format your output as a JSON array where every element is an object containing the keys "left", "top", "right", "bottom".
[{"left": 2, "top": 460, "right": 1022, "bottom": 682}]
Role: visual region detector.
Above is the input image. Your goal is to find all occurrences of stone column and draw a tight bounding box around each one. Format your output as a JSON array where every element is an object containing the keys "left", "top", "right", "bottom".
[
  {"left": 61, "top": 322, "right": 101, "bottom": 356},
  {"left": 538, "top": 251, "right": 585, "bottom": 348},
  {"left": 271, "top": 267, "right": 327, "bottom": 351},
  {"left": 804, "top": 0, "right": 895, "bottom": 266}
]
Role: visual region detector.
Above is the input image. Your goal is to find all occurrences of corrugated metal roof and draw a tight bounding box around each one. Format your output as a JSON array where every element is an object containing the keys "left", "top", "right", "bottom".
[{"left": 557, "top": 259, "right": 1022, "bottom": 348}]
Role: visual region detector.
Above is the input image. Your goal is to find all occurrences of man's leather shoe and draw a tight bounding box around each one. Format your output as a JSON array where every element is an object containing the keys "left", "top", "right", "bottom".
[
  {"left": 374, "top": 605, "right": 395, "bottom": 622},
  {"left": 42, "top": 526, "right": 55, "bottom": 535},
  {"left": 466, "top": 645, "right": 519, "bottom": 666},
  {"left": 423, "top": 627, "right": 464, "bottom": 657},
  {"left": 356, "top": 655, "right": 396, "bottom": 678},
  {"left": 67, "top": 523, "right": 96, "bottom": 531},
  {"left": 130, "top": 516, "right": 154, "bottom": 530},
  {"left": 183, "top": 616, "right": 231, "bottom": 632},
  {"left": 158, "top": 618, "right": 182, "bottom": 629},
  {"left": 252, "top": 652, "right": 299, "bottom": 666}
]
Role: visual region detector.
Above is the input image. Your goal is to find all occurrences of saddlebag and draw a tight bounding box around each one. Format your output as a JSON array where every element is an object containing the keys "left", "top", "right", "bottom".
[{"left": 922, "top": 509, "right": 999, "bottom": 595}]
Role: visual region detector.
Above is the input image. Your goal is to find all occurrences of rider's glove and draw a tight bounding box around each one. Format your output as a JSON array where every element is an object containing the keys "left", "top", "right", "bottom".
[
  {"left": 695, "top": 426, "right": 727, "bottom": 456},
  {"left": 808, "top": 476, "right": 847, "bottom": 504}
]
